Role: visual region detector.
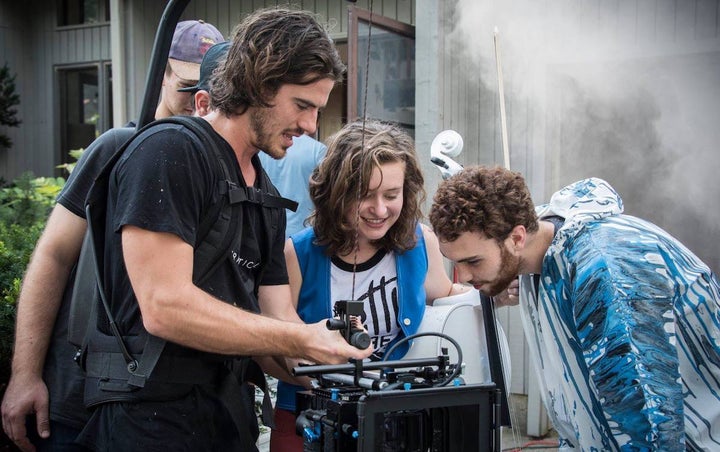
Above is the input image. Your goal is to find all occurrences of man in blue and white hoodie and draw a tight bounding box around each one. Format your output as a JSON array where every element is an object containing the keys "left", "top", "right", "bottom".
[{"left": 429, "top": 166, "right": 720, "bottom": 451}]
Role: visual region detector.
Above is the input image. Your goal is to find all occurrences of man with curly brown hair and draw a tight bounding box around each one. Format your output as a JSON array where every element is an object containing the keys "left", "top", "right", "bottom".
[{"left": 429, "top": 165, "right": 720, "bottom": 451}]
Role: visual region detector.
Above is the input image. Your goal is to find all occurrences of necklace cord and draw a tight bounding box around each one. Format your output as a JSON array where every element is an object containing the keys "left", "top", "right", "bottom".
[{"left": 350, "top": 0, "right": 374, "bottom": 300}]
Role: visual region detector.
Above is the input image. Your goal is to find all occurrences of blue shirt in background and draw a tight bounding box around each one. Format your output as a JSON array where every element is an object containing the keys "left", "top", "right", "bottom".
[{"left": 259, "top": 134, "right": 327, "bottom": 238}]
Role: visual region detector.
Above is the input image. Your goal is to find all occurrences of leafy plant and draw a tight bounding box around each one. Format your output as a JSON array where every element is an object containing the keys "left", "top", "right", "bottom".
[
  {"left": 56, "top": 148, "right": 85, "bottom": 175},
  {"left": 0, "top": 172, "right": 64, "bottom": 226},
  {"left": 0, "top": 174, "right": 64, "bottom": 391},
  {"left": 0, "top": 224, "right": 42, "bottom": 386}
]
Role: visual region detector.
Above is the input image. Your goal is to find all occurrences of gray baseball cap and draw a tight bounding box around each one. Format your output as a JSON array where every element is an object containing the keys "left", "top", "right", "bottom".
[{"left": 168, "top": 20, "right": 225, "bottom": 81}]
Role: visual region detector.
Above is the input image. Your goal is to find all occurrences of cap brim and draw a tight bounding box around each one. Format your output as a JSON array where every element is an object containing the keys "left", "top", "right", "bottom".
[
  {"left": 168, "top": 58, "right": 200, "bottom": 82},
  {"left": 177, "top": 85, "right": 200, "bottom": 93}
]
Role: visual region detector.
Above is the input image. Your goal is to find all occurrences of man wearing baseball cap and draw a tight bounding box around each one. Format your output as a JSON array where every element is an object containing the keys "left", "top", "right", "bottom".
[
  {"left": 178, "top": 40, "right": 230, "bottom": 116},
  {"left": 0, "top": 19, "right": 223, "bottom": 452},
  {"left": 156, "top": 20, "right": 225, "bottom": 118}
]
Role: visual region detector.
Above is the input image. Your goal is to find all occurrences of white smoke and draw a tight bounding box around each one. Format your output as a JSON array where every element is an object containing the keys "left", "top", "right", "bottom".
[{"left": 449, "top": 0, "right": 720, "bottom": 272}]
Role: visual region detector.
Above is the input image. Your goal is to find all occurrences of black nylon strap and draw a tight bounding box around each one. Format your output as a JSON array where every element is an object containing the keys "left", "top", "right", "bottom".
[
  {"left": 217, "top": 372, "right": 260, "bottom": 450},
  {"left": 228, "top": 185, "right": 298, "bottom": 212},
  {"left": 85, "top": 352, "right": 220, "bottom": 385},
  {"left": 126, "top": 335, "right": 165, "bottom": 388}
]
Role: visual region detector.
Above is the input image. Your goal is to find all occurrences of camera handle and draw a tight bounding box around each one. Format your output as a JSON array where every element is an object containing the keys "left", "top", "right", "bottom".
[{"left": 327, "top": 300, "right": 371, "bottom": 349}]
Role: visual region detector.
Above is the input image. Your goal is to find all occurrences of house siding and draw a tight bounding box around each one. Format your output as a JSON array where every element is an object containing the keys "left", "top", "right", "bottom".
[
  {"left": 0, "top": 1, "right": 113, "bottom": 180},
  {"left": 2, "top": 2, "right": 53, "bottom": 180},
  {"left": 0, "top": 0, "right": 415, "bottom": 181}
]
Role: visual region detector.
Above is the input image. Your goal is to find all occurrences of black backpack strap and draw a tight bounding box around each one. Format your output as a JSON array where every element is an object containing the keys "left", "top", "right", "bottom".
[
  {"left": 68, "top": 230, "right": 99, "bottom": 351},
  {"left": 243, "top": 359, "right": 275, "bottom": 428},
  {"left": 82, "top": 116, "right": 292, "bottom": 406},
  {"left": 85, "top": 203, "right": 139, "bottom": 373},
  {"left": 179, "top": 116, "right": 296, "bottom": 286},
  {"left": 169, "top": 116, "right": 246, "bottom": 286},
  {"left": 68, "top": 127, "right": 138, "bottom": 350},
  {"left": 228, "top": 186, "right": 298, "bottom": 211},
  {"left": 81, "top": 121, "right": 166, "bottom": 375},
  {"left": 125, "top": 333, "right": 166, "bottom": 388},
  {"left": 250, "top": 166, "right": 288, "bottom": 294},
  {"left": 129, "top": 116, "right": 236, "bottom": 387},
  {"left": 82, "top": 118, "right": 215, "bottom": 388}
]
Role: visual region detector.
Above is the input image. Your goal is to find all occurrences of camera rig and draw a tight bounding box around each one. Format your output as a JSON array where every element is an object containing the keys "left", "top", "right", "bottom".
[{"left": 292, "top": 331, "right": 504, "bottom": 452}]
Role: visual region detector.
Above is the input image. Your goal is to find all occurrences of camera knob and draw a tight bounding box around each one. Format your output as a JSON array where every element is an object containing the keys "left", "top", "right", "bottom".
[
  {"left": 350, "top": 331, "right": 371, "bottom": 349},
  {"left": 326, "top": 318, "right": 345, "bottom": 330}
]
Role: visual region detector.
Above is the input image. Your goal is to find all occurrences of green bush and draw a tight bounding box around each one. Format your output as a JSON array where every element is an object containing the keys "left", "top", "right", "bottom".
[
  {"left": 0, "top": 167, "right": 278, "bottom": 440},
  {"left": 0, "top": 173, "right": 64, "bottom": 389},
  {"left": 0, "top": 172, "right": 63, "bottom": 226},
  {"left": 0, "top": 169, "right": 278, "bottom": 435}
]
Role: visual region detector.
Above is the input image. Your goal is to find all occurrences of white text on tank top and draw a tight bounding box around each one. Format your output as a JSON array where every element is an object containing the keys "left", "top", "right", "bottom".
[{"left": 330, "top": 251, "right": 400, "bottom": 360}]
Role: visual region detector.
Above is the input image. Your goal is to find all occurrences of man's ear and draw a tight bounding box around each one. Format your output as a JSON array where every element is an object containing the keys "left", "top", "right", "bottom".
[
  {"left": 194, "top": 91, "right": 211, "bottom": 117},
  {"left": 509, "top": 224, "right": 527, "bottom": 252}
]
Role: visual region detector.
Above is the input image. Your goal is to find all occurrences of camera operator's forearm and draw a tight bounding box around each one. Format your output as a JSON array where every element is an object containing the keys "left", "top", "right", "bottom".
[
  {"left": 124, "top": 226, "right": 372, "bottom": 363},
  {"left": 11, "top": 206, "right": 85, "bottom": 377},
  {"left": 139, "top": 284, "right": 312, "bottom": 356}
]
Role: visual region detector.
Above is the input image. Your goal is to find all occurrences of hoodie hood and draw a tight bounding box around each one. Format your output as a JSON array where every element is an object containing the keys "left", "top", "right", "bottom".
[{"left": 536, "top": 177, "right": 623, "bottom": 223}]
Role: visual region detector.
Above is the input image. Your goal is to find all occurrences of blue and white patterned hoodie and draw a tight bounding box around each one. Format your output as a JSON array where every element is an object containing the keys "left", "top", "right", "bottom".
[{"left": 519, "top": 178, "right": 720, "bottom": 451}]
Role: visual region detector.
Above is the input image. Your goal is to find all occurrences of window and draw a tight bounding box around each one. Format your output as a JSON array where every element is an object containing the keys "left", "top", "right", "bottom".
[
  {"left": 58, "top": 64, "right": 112, "bottom": 166},
  {"left": 348, "top": 7, "right": 415, "bottom": 135},
  {"left": 58, "top": 0, "right": 110, "bottom": 26}
]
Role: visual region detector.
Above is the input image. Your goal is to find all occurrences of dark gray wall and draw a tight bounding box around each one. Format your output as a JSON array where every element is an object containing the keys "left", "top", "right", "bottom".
[{"left": 0, "top": 0, "right": 111, "bottom": 181}]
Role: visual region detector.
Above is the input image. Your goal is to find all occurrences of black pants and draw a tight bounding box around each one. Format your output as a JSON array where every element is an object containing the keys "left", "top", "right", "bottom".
[
  {"left": 75, "top": 384, "right": 258, "bottom": 452},
  {"left": 24, "top": 418, "right": 91, "bottom": 452}
]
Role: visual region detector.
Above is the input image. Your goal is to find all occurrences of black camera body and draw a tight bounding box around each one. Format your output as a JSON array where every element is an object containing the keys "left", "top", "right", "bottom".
[{"left": 292, "top": 352, "right": 503, "bottom": 452}]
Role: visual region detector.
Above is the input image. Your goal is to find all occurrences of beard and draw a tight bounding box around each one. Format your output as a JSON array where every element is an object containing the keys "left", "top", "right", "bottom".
[
  {"left": 483, "top": 244, "right": 521, "bottom": 297},
  {"left": 249, "top": 108, "right": 285, "bottom": 159}
]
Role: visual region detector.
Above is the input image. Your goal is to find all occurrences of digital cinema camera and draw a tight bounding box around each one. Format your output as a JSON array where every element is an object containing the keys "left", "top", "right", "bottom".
[{"left": 291, "top": 299, "right": 510, "bottom": 452}]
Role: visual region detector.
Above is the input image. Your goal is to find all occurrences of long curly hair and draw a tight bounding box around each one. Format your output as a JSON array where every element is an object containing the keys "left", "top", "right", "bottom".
[
  {"left": 308, "top": 120, "right": 425, "bottom": 256},
  {"left": 429, "top": 166, "right": 538, "bottom": 242},
  {"left": 211, "top": 7, "right": 345, "bottom": 116}
]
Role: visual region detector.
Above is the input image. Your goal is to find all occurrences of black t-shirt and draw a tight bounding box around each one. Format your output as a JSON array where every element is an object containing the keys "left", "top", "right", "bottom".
[
  {"left": 45, "top": 127, "right": 135, "bottom": 429},
  {"left": 58, "top": 127, "right": 136, "bottom": 217},
  {"left": 102, "top": 121, "right": 288, "bottom": 341}
]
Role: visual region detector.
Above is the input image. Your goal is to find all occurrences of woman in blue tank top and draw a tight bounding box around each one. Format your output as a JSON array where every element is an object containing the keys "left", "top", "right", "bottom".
[{"left": 268, "top": 119, "right": 470, "bottom": 452}]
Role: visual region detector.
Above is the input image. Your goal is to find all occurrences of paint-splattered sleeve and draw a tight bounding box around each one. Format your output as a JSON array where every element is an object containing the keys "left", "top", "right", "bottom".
[{"left": 567, "top": 220, "right": 686, "bottom": 451}]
